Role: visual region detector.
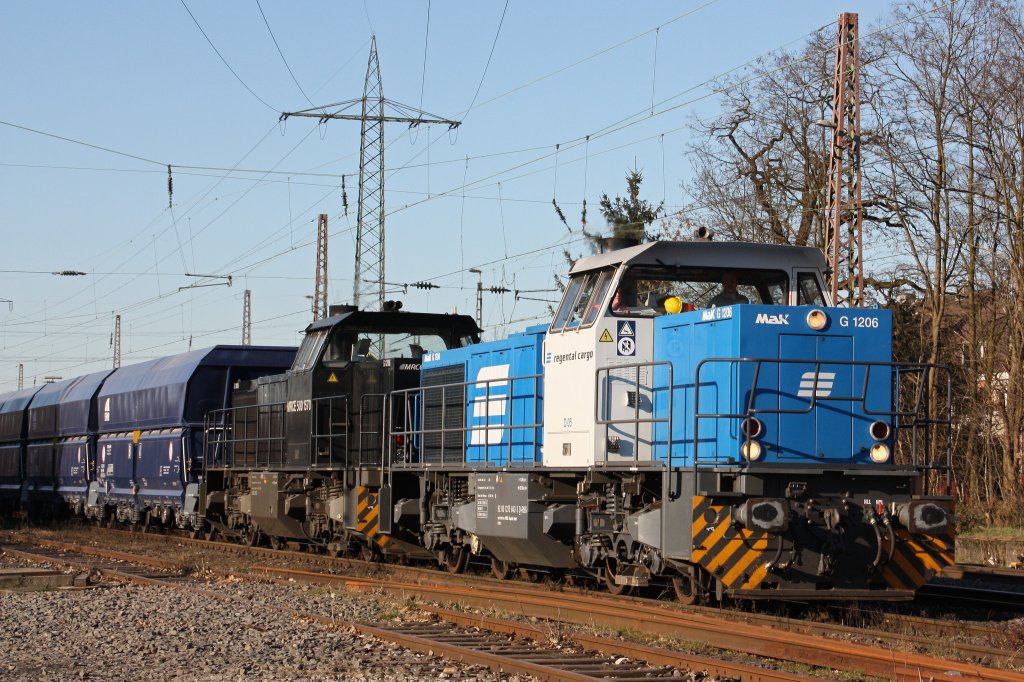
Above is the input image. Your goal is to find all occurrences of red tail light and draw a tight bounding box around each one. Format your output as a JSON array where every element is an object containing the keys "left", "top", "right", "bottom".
[
  {"left": 869, "top": 421, "right": 891, "bottom": 441},
  {"left": 394, "top": 434, "right": 405, "bottom": 447}
]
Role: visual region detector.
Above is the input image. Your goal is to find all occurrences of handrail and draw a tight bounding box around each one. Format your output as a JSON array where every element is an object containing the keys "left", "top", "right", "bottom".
[
  {"left": 690, "top": 357, "right": 952, "bottom": 493},
  {"left": 387, "top": 372, "right": 544, "bottom": 469}
]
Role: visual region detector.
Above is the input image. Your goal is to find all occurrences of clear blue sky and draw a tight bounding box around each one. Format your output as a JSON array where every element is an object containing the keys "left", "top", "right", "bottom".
[{"left": 0, "top": 0, "right": 894, "bottom": 389}]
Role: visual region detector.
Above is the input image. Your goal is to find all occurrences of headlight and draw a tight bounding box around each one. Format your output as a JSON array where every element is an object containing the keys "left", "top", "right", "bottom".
[
  {"left": 869, "top": 443, "right": 891, "bottom": 463},
  {"left": 806, "top": 309, "right": 828, "bottom": 331},
  {"left": 741, "top": 441, "right": 763, "bottom": 462}
]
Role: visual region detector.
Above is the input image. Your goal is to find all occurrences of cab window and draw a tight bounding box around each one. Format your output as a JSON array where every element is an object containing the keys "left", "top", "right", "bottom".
[
  {"left": 292, "top": 330, "right": 327, "bottom": 371},
  {"left": 797, "top": 272, "right": 826, "bottom": 306},
  {"left": 610, "top": 266, "right": 789, "bottom": 316},
  {"left": 581, "top": 270, "right": 614, "bottom": 326},
  {"left": 550, "top": 275, "right": 587, "bottom": 332}
]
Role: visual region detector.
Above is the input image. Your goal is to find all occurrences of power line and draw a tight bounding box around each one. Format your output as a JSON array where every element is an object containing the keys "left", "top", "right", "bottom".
[
  {"left": 464, "top": 1, "right": 509, "bottom": 115},
  {"left": 255, "top": 0, "right": 315, "bottom": 107},
  {"left": 179, "top": 0, "right": 278, "bottom": 112}
]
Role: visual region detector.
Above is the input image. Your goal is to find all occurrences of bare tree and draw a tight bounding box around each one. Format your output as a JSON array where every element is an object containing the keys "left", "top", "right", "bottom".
[{"left": 682, "top": 31, "right": 835, "bottom": 246}]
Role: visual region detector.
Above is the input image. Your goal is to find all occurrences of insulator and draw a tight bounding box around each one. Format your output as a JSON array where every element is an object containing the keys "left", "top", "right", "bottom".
[
  {"left": 167, "top": 165, "right": 173, "bottom": 208},
  {"left": 552, "top": 198, "right": 568, "bottom": 229}
]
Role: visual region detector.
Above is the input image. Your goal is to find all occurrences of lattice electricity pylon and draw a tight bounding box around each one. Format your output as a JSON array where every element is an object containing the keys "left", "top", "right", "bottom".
[
  {"left": 312, "top": 214, "right": 329, "bottom": 321},
  {"left": 242, "top": 289, "right": 252, "bottom": 345},
  {"left": 113, "top": 314, "right": 122, "bottom": 369},
  {"left": 280, "top": 36, "right": 460, "bottom": 312},
  {"left": 824, "top": 12, "right": 864, "bottom": 307}
]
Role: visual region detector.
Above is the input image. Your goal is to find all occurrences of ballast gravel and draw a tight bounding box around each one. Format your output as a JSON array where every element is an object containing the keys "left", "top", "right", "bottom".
[{"left": 0, "top": 574, "right": 524, "bottom": 681}]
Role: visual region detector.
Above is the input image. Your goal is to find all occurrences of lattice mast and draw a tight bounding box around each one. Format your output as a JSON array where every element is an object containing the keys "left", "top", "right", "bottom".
[
  {"left": 354, "top": 41, "right": 385, "bottom": 312},
  {"left": 113, "top": 314, "right": 121, "bottom": 369},
  {"left": 280, "top": 37, "right": 460, "bottom": 312},
  {"left": 824, "top": 12, "right": 864, "bottom": 307},
  {"left": 242, "top": 289, "right": 252, "bottom": 345},
  {"left": 312, "top": 214, "right": 329, "bottom": 320}
]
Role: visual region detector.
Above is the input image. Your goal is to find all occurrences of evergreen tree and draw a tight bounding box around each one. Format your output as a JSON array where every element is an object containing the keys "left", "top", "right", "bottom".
[{"left": 594, "top": 168, "right": 664, "bottom": 244}]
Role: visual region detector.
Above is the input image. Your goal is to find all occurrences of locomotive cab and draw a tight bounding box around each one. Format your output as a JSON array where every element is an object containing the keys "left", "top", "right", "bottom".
[
  {"left": 544, "top": 241, "right": 831, "bottom": 468},
  {"left": 249, "top": 306, "right": 481, "bottom": 469}
]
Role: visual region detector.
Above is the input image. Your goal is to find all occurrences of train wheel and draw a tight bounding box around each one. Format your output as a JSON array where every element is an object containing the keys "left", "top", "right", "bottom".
[
  {"left": 244, "top": 528, "right": 262, "bottom": 547},
  {"left": 604, "top": 558, "right": 633, "bottom": 596},
  {"left": 672, "top": 574, "right": 699, "bottom": 606},
  {"left": 444, "top": 546, "right": 469, "bottom": 574},
  {"left": 269, "top": 536, "right": 286, "bottom": 551},
  {"left": 490, "top": 556, "right": 514, "bottom": 580},
  {"left": 189, "top": 527, "right": 204, "bottom": 540}
]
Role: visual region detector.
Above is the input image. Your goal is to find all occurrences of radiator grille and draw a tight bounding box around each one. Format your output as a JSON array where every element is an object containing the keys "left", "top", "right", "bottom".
[{"left": 421, "top": 365, "right": 465, "bottom": 464}]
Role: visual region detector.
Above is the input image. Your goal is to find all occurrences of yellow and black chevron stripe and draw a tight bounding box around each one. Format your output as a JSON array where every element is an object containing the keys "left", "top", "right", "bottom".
[
  {"left": 881, "top": 528, "right": 955, "bottom": 590},
  {"left": 355, "top": 486, "right": 392, "bottom": 551},
  {"left": 691, "top": 496, "right": 771, "bottom": 590}
]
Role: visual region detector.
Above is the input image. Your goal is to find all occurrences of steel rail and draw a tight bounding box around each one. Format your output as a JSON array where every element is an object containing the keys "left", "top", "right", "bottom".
[
  {"left": 421, "top": 605, "right": 811, "bottom": 682},
  {"left": 0, "top": 539, "right": 681, "bottom": 681},
  {"left": 9, "top": 528, "right": 1018, "bottom": 669},
  {"left": 14, "top": 528, "right": 1022, "bottom": 663},
  {"left": 255, "top": 566, "right": 1018, "bottom": 682}
]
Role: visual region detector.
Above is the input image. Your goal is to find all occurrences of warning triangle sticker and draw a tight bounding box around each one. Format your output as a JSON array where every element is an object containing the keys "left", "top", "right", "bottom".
[
  {"left": 617, "top": 320, "right": 635, "bottom": 337},
  {"left": 327, "top": 372, "right": 339, "bottom": 383},
  {"left": 599, "top": 329, "right": 614, "bottom": 343}
]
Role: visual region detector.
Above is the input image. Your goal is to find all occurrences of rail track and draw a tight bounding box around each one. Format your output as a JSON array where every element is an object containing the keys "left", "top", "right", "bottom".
[
  {"left": 18, "top": 525, "right": 1017, "bottom": 663},
  {"left": 0, "top": 533, "right": 798, "bottom": 681},
  {"left": 4, "top": 528, "right": 1022, "bottom": 681}
]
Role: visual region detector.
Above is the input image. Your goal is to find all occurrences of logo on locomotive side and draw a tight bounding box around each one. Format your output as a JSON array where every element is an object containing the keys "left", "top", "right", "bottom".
[
  {"left": 470, "top": 364, "right": 510, "bottom": 445},
  {"left": 755, "top": 313, "right": 790, "bottom": 325},
  {"left": 797, "top": 371, "right": 836, "bottom": 398}
]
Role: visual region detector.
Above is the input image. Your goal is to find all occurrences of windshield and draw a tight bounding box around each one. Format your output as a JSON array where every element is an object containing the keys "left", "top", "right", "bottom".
[
  {"left": 323, "top": 330, "right": 452, "bottom": 363},
  {"left": 550, "top": 269, "right": 615, "bottom": 332},
  {"left": 797, "top": 272, "right": 826, "bottom": 306},
  {"left": 611, "top": 266, "right": 789, "bottom": 316},
  {"left": 292, "top": 330, "right": 327, "bottom": 371}
]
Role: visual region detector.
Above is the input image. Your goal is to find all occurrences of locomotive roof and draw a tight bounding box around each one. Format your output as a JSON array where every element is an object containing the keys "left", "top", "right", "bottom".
[
  {"left": 569, "top": 240, "right": 827, "bottom": 275},
  {"left": 306, "top": 309, "right": 482, "bottom": 337}
]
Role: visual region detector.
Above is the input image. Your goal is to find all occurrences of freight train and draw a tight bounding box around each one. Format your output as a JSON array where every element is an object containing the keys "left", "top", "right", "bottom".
[{"left": 0, "top": 238, "right": 955, "bottom": 603}]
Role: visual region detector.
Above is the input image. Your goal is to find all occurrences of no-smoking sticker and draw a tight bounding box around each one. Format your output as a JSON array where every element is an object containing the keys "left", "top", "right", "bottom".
[{"left": 616, "top": 320, "right": 636, "bottom": 356}]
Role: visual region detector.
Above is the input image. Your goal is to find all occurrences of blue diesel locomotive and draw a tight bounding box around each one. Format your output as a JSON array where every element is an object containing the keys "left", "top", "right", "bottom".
[{"left": 384, "top": 239, "right": 955, "bottom": 601}]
